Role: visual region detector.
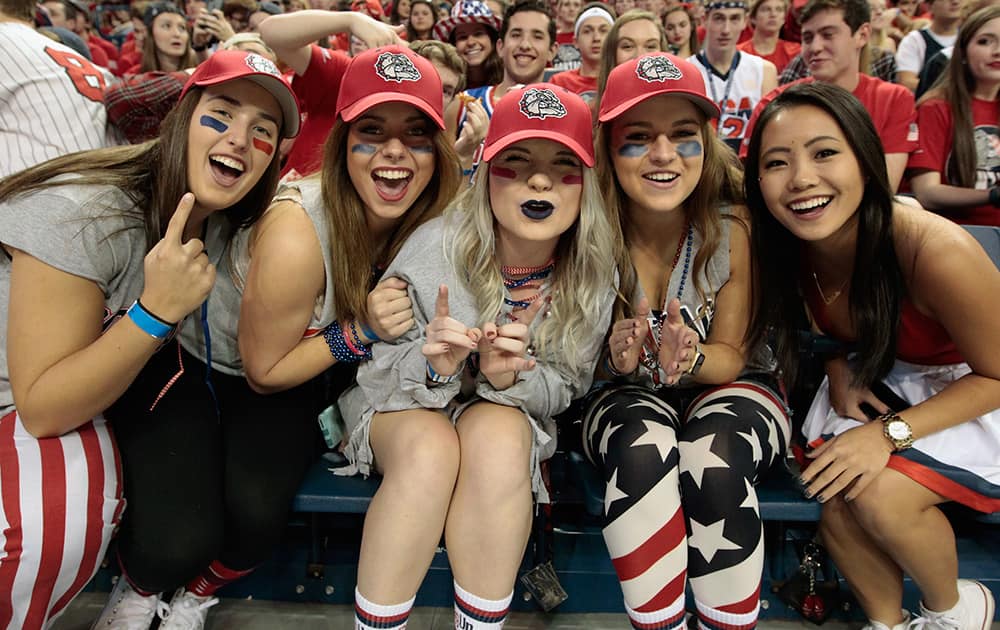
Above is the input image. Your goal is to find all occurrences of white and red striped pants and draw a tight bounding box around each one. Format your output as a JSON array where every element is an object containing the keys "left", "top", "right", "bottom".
[{"left": 0, "top": 411, "right": 124, "bottom": 629}]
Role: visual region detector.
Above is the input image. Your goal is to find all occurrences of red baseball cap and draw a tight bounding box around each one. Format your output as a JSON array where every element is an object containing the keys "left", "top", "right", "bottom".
[
  {"left": 335, "top": 45, "right": 445, "bottom": 129},
  {"left": 181, "top": 50, "right": 301, "bottom": 138},
  {"left": 598, "top": 52, "right": 720, "bottom": 123},
  {"left": 352, "top": 0, "right": 385, "bottom": 17},
  {"left": 482, "top": 84, "right": 595, "bottom": 167}
]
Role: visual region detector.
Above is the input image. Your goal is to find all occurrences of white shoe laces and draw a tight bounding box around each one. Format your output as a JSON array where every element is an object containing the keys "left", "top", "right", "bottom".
[
  {"left": 908, "top": 612, "right": 962, "bottom": 630},
  {"left": 159, "top": 591, "right": 219, "bottom": 630},
  {"left": 98, "top": 586, "right": 167, "bottom": 628}
]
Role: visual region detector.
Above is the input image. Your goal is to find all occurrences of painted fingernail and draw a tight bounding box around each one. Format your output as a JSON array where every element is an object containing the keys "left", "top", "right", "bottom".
[{"left": 817, "top": 494, "right": 826, "bottom": 503}]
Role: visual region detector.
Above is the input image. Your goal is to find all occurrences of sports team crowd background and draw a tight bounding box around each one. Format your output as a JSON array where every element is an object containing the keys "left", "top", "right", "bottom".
[{"left": 0, "top": 0, "right": 999, "bottom": 625}]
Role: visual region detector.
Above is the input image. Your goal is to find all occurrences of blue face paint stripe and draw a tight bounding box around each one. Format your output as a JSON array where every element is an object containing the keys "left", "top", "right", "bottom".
[
  {"left": 618, "top": 143, "right": 648, "bottom": 157},
  {"left": 410, "top": 145, "right": 434, "bottom": 154},
  {"left": 676, "top": 140, "right": 703, "bottom": 157},
  {"left": 200, "top": 115, "right": 228, "bottom": 133},
  {"left": 351, "top": 144, "right": 377, "bottom": 154}
]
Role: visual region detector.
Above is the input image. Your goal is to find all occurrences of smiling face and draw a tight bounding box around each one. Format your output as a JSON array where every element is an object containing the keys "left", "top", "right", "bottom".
[
  {"left": 346, "top": 102, "right": 436, "bottom": 229},
  {"left": 756, "top": 104, "right": 864, "bottom": 244},
  {"left": 615, "top": 18, "right": 664, "bottom": 65},
  {"left": 610, "top": 95, "right": 705, "bottom": 216},
  {"left": 453, "top": 22, "right": 495, "bottom": 67},
  {"left": 186, "top": 79, "right": 282, "bottom": 213},
  {"left": 497, "top": 10, "right": 556, "bottom": 84},
  {"left": 966, "top": 17, "right": 1000, "bottom": 88},
  {"left": 152, "top": 12, "right": 190, "bottom": 60},
  {"left": 576, "top": 15, "right": 611, "bottom": 64},
  {"left": 800, "top": 8, "right": 868, "bottom": 86},
  {"left": 488, "top": 138, "right": 584, "bottom": 254}
]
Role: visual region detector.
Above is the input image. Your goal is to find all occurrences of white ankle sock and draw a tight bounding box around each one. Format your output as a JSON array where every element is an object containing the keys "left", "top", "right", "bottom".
[
  {"left": 453, "top": 581, "right": 512, "bottom": 629},
  {"left": 354, "top": 587, "right": 414, "bottom": 629}
]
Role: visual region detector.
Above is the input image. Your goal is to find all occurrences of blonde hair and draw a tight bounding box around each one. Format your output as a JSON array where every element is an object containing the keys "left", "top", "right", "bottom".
[
  {"left": 444, "top": 162, "right": 617, "bottom": 366},
  {"left": 318, "top": 118, "right": 461, "bottom": 323},
  {"left": 596, "top": 108, "right": 744, "bottom": 322},
  {"left": 220, "top": 32, "right": 277, "bottom": 58},
  {"left": 596, "top": 10, "right": 669, "bottom": 106}
]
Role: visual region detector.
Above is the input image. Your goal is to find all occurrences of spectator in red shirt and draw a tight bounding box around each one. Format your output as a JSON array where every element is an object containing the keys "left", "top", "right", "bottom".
[
  {"left": 550, "top": 2, "right": 615, "bottom": 101},
  {"left": 663, "top": 4, "right": 698, "bottom": 56},
  {"left": 738, "top": 0, "right": 801, "bottom": 71}
]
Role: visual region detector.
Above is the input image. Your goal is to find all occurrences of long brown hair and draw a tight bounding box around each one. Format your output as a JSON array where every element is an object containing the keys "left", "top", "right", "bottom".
[
  {"left": 596, "top": 10, "right": 669, "bottom": 107},
  {"left": 319, "top": 117, "right": 461, "bottom": 323},
  {"left": 0, "top": 88, "right": 281, "bottom": 250},
  {"left": 141, "top": 13, "right": 198, "bottom": 72},
  {"left": 596, "top": 105, "right": 744, "bottom": 323},
  {"left": 919, "top": 5, "right": 1000, "bottom": 188}
]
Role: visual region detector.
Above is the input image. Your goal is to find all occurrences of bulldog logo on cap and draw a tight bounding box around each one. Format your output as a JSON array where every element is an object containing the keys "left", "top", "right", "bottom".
[
  {"left": 518, "top": 88, "right": 567, "bottom": 120},
  {"left": 635, "top": 56, "right": 682, "bottom": 83},
  {"left": 374, "top": 52, "right": 422, "bottom": 83},
  {"left": 244, "top": 53, "right": 281, "bottom": 78}
]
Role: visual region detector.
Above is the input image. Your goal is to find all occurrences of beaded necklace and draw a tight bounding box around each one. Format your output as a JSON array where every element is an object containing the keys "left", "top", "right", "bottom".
[
  {"left": 655, "top": 220, "right": 694, "bottom": 321},
  {"left": 501, "top": 258, "right": 555, "bottom": 309}
]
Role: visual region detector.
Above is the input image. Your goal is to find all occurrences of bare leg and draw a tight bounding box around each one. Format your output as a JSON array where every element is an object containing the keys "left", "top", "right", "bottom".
[
  {"left": 445, "top": 402, "right": 534, "bottom": 598},
  {"left": 847, "top": 467, "right": 958, "bottom": 612},
  {"left": 356, "top": 409, "right": 460, "bottom": 603},
  {"left": 820, "top": 495, "right": 906, "bottom": 625}
]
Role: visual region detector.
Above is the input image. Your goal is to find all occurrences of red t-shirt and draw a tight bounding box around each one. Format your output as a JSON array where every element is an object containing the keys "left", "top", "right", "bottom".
[
  {"left": 90, "top": 34, "right": 119, "bottom": 61},
  {"left": 87, "top": 41, "right": 111, "bottom": 68},
  {"left": 909, "top": 97, "right": 1000, "bottom": 227},
  {"left": 549, "top": 68, "right": 598, "bottom": 102},
  {"left": 282, "top": 45, "right": 351, "bottom": 179},
  {"left": 740, "top": 74, "right": 918, "bottom": 158},
  {"left": 736, "top": 38, "right": 800, "bottom": 73},
  {"left": 556, "top": 31, "right": 574, "bottom": 45}
]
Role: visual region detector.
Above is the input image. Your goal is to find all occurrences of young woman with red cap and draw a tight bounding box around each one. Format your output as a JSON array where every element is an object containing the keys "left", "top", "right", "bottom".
[
  {"left": 580, "top": 52, "right": 789, "bottom": 630},
  {"left": 336, "top": 83, "right": 616, "bottom": 630},
  {"left": 0, "top": 50, "right": 297, "bottom": 630}
]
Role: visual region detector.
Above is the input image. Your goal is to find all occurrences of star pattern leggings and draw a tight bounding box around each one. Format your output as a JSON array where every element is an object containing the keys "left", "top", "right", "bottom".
[{"left": 580, "top": 375, "right": 790, "bottom": 630}]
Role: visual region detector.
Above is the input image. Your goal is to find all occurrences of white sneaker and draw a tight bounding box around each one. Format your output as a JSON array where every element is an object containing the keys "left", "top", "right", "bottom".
[
  {"left": 90, "top": 577, "right": 166, "bottom": 630},
  {"left": 863, "top": 610, "right": 910, "bottom": 630},
  {"left": 911, "top": 580, "right": 996, "bottom": 630},
  {"left": 158, "top": 588, "right": 219, "bottom": 630}
]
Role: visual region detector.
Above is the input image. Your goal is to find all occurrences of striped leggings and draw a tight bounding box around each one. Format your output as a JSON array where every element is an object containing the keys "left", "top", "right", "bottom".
[
  {"left": 581, "top": 377, "right": 790, "bottom": 630},
  {"left": 0, "top": 411, "right": 123, "bottom": 629}
]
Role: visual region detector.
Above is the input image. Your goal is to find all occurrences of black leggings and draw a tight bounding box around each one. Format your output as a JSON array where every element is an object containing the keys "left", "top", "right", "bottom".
[{"left": 108, "top": 342, "right": 322, "bottom": 593}]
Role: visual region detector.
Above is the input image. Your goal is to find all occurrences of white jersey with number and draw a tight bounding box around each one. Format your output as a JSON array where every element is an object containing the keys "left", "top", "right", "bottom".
[
  {"left": 0, "top": 22, "right": 119, "bottom": 178},
  {"left": 688, "top": 51, "right": 766, "bottom": 144}
]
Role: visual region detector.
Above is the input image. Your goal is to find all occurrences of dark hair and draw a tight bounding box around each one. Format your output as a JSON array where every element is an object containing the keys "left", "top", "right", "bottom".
[
  {"left": 799, "top": 0, "right": 870, "bottom": 31},
  {"left": 743, "top": 82, "right": 901, "bottom": 387},
  {"left": 919, "top": 4, "right": 1000, "bottom": 188},
  {"left": 500, "top": 0, "right": 556, "bottom": 45},
  {"left": 449, "top": 19, "right": 503, "bottom": 87},
  {"left": 0, "top": 87, "right": 281, "bottom": 251},
  {"left": 390, "top": 0, "right": 409, "bottom": 25},
  {"left": 405, "top": 0, "right": 438, "bottom": 39}
]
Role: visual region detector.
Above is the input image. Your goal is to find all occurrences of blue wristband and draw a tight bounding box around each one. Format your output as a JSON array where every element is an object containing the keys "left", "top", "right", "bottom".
[
  {"left": 360, "top": 322, "right": 381, "bottom": 342},
  {"left": 127, "top": 300, "right": 175, "bottom": 340},
  {"left": 426, "top": 361, "right": 460, "bottom": 385}
]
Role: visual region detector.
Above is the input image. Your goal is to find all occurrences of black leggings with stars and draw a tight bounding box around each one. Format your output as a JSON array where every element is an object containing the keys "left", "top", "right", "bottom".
[{"left": 579, "top": 374, "right": 789, "bottom": 630}]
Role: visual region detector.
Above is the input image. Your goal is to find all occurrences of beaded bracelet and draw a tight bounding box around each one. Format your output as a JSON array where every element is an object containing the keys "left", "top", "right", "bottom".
[
  {"left": 127, "top": 300, "right": 176, "bottom": 340},
  {"left": 324, "top": 322, "right": 370, "bottom": 363}
]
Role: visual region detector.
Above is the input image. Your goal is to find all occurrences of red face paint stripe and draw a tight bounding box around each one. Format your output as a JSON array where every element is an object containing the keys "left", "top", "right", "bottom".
[
  {"left": 252, "top": 138, "right": 274, "bottom": 156},
  {"left": 490, "top": 165, "right": 517, "bottom": 179},
  {"left": 562, "top": 174, "right": 583, "bottom": 185}
]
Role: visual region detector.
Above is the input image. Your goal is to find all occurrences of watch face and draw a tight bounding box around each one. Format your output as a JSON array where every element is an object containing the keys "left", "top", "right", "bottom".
[{"left": 888, "top": 420, "right": 911, "bottom": 440}]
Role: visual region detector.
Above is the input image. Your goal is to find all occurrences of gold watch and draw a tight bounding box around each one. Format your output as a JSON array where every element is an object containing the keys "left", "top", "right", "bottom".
[{"left": 879, "top": 412, "right": 914, "bottom": 451}]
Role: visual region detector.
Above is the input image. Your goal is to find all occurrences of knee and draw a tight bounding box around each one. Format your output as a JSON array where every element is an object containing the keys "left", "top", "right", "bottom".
[
  {"left": 846, "top": 476, "right": 905, "bottom": 535},
  {"left": 819, "top": 494, "right": 855, "bottom": 542},
  {"left": 456, "top": 405, "right": 532, "bottom": 489},
  {"left": 378, "top": 413, "right": 460, "bottom": 495}
]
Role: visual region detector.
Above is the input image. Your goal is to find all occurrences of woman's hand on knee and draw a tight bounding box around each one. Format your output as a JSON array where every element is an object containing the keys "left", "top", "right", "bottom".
[
  {"left": 802, "top": 422, "right": 893, "bottom": 502},
  {"left": 422, "top": 285, "right": 481, "bottom": 377}
]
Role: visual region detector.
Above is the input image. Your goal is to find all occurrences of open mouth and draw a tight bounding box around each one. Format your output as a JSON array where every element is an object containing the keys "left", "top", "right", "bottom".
[
  {"left": 521, "top": 200, "right": 554, "bottom": 220},
  {"left": 643, "top": 172, "right": 679, "bottom": 185},
  {"left": 372, "top": 168, "right": 413, "bottom": 202},
  {"left": 209, "top": 155, "right": 245, "bottom": 187},
  {"left": 789, "top": 196, "right": 831, "bottom": 215}
]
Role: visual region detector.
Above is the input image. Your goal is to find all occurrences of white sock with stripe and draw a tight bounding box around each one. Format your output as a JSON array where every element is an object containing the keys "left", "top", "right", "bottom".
[
  {"left": 453, "top": 581, "right": 512, "bottom": 629},
  {"left": 354, "top": 587, "right": 414, "bottom": 630}
]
